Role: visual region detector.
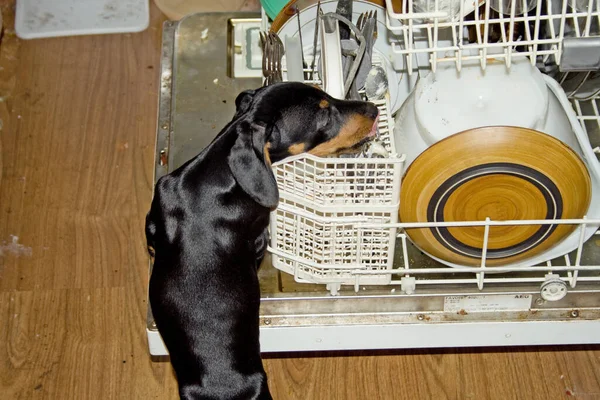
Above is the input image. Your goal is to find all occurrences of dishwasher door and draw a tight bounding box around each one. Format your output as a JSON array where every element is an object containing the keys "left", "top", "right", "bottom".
[{"left": 147, "top": 12, "right": 600, "bottom": 356}]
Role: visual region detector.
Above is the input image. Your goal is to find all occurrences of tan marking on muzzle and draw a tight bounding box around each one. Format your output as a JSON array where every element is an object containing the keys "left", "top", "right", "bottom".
[
  {"left": 288, "top": 143, "right": 306, "bottom": 155},
  {"left": 308, "top": 114, "right": 374, "bottom": 157}
]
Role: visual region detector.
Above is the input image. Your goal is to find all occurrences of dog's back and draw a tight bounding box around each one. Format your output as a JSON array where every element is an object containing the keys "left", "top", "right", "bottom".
[{"left": 147, "top": 127, "right": 271, "bottom": 399}]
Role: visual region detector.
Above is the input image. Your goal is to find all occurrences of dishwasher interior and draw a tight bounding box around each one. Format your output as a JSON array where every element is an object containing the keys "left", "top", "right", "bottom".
[{"left": 147, "top": 0, "right": 600, "bottom": 355}]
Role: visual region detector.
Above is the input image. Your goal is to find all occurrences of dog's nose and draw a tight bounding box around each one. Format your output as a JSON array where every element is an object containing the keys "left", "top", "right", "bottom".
[{"left": 363, "top": 102, "right": 379, "bottom": 120}]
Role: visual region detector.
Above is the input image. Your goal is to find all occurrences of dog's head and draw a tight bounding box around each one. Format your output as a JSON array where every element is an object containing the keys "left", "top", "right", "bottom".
[{"left": 228, "top": 82, "right": 380, "bottom": 209}]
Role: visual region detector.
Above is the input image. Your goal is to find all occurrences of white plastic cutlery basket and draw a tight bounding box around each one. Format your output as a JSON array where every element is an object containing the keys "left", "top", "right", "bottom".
[{"left": 268, "top": 97, "right": 405, "bottom": 294}]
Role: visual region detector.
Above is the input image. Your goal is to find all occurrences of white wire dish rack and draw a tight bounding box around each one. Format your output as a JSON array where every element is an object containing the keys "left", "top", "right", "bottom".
[
  {"left": 383, "top": 0, "right": 600, "bottom": 73},
  {"left": 265, "top": 1, "right": 600, "bottom": 298},
  {"left": 268, "top": 98, "right": 600, "bottom": 297}
]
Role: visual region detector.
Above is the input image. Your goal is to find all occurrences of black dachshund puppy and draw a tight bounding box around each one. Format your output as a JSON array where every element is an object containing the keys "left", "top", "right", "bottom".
[{"left": 146, "top": 82, "right": 379, "bottom": 399}]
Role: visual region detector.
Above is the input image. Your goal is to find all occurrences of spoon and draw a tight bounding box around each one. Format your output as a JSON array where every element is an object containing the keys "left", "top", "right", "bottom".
[{"left": 364, "top": 65, "right": 388, "bottom": 101}]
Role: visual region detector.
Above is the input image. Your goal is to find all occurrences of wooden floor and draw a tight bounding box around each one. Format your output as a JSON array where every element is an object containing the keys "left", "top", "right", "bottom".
[{"left": 1, "top": 2, "right": 599, "bottom": 399}]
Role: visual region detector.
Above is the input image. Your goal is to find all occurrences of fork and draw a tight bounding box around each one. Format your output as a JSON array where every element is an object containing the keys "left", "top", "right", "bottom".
[
  {"left": 270, "top": 32, "right": 285, "bottom": 84},
  {"left": 260, "top": 32, "right": 273, "bottom": 85},
  {"left": 357, "top": 10, "right": 376, "bottom": 49},
  {"left": 260, "top": 31, "right": 285, "bottom": 86},
  {"left": 355, "top": 10, "right": 377, "bottom": 89}
]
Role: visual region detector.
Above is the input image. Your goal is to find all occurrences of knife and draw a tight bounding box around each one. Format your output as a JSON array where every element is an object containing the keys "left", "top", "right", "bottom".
[{"left": 335, "top": 0, "right": 353, "bottom": 42}]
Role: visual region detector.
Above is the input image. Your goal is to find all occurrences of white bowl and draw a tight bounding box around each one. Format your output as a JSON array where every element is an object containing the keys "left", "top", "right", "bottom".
[
  {"left": 414, "top": 58, "right": 549, "bottom": 147},
  {"left": 394, "top": 58, "right": 600, "bottom": 268}
]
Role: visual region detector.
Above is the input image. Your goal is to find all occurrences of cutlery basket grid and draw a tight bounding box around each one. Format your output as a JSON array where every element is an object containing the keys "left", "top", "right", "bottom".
[{"left": 271, "top": 201, "right": 399, "bottom": 288}]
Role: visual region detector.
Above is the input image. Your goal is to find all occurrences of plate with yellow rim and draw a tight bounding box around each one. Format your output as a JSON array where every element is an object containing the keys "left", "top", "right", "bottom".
[{"left": 399, "top": 126, "right": 592, "bottom": 267}]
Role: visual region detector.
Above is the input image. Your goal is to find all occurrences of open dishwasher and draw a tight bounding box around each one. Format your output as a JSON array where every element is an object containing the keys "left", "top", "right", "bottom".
[{"left": 147, "top": 0, "right": 600, "bottom": 355}]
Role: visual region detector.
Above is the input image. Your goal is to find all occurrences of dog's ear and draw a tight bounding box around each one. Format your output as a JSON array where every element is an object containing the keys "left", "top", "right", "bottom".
[
  {"left": 227, "top": 121, "right": 279, "bottom": 209},
  {"left": 233, "top": 89, "right": 256, "bottom": 118}
]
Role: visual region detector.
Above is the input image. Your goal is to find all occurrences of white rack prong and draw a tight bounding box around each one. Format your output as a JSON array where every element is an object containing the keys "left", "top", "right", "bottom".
[
  {"left": 476, "top": 217, "right": 491, "bottom": 290},
  {"left": 408, "top": 0, "right": 415, "bottom": 74},
  {"left": 507, "top": 0, "right": 518, "bottom": 69},
  {"left": 572, "top": 216, "right": 588, "bottom": 288},
  {"left": 556, "top": 0, "right": 569, "bottom": 66},
  {"left": 384, "top": 3, "right": 398, "bottom": 33},
  {"left": 565, "top": 253, "right": 574, "bottom": 285},
  {"left": 433, "top": 0, "right": 440, "bottom": 74},
  {"left": 529, "top": 0, "right": 543, "bottom": 66},
  {"left": 584, "top": 0, "right": 594, "bottom": 36},
  {"left": 573, "top": 0, "right": 583, "bottom": 37},
  {"left": 474, "top": 3, "right": 482, "bottom": 45},
  {"left": 455, "top": 0, "right": 464, "bottom": 72},
  {"left": 481, "top": 0, "right": 492, "bottom": 70},
  {"left": 592, "top": 100, "right": 600, "bottom": 131},
  {"left": 401, "top": 233, "right": 410, "bottom": 271}
]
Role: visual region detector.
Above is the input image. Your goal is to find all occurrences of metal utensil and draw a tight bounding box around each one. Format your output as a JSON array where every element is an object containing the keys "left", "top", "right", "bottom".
[
  {"left": 364, "top": 65, "right": 389, "bottom": 101},
  {"left": 259, "top": 32, "right": 272, "bottom": 86},
  {"left": 355, "top": 10, "right": 377, "bottom": 89},
  {"left": 322, "top": 12, "right": 365, "bottom": 98},
  {"left": 309, "top": 1, "right": 322, "bottom": 81},
  {"left": 295, "top": 8, "right": 308, "bottom": 80},
  {"left": 340, "top": 39, "right": 361, "bottom": 100},
  {"left": 285, "top": 35, "right": 305, "bottom": 82},
  {"left": 335, "top": 0, "right": 353, "bottom": 41},
  {"left": 271, "top": 32, "right": 285, "bottom": 83},
  {"left": 336, "top": 0, "right": 354, "bottom": 86}
]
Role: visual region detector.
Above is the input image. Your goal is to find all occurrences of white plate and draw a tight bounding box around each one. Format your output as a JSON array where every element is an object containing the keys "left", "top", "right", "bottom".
[{"left": 275, "top": 0, "right": 413, "bottom": 113}]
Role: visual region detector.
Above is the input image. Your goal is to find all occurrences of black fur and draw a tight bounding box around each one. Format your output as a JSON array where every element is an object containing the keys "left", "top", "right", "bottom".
[{"left": 146, "top": 82, "right": 378, "bottom": 400}]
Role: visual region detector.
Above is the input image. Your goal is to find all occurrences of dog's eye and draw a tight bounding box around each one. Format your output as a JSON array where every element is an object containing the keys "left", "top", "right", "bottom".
[{"left": 316, "top": 107, "right": 331, "bottom": 130}]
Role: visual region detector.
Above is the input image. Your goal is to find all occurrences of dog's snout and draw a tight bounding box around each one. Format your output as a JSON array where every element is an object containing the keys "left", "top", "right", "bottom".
[{"left": 336, "top": 99, "right": 379, "bottom": 120}]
